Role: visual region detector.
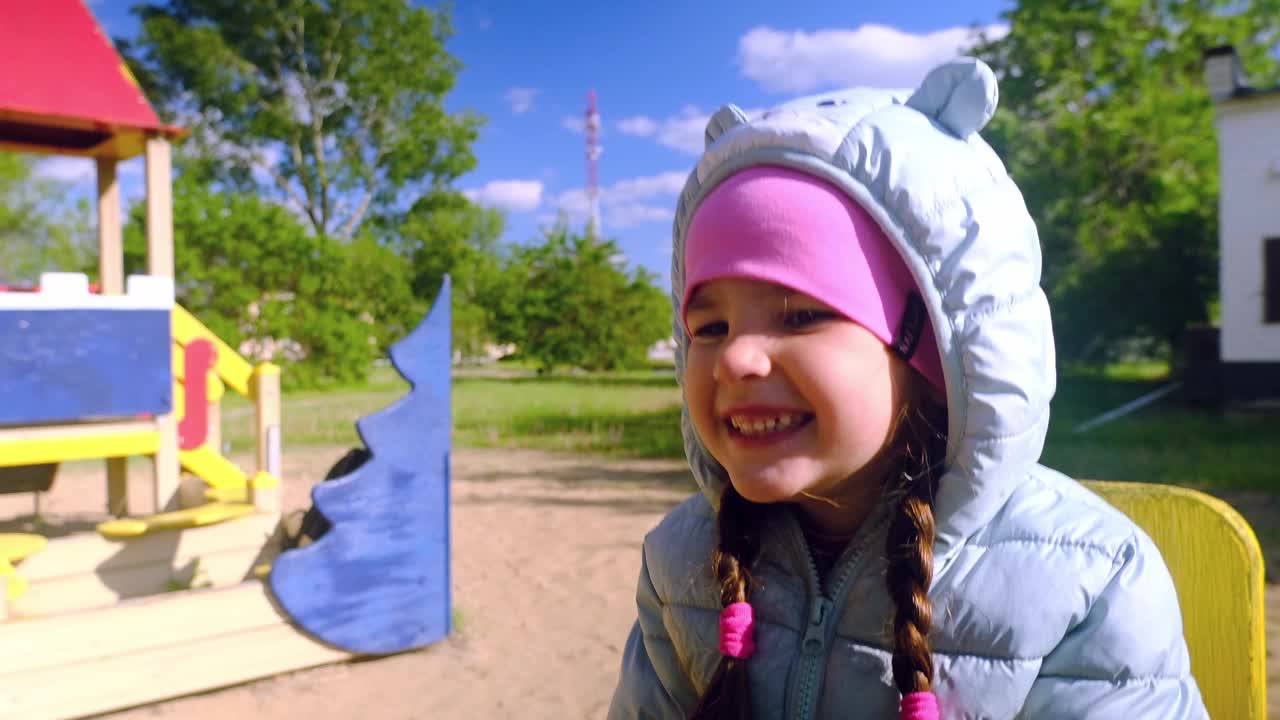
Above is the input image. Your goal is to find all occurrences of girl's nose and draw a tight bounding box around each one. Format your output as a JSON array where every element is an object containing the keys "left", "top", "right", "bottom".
[{"left": 714, "top": 333, "right": 772, "bottom": 382}]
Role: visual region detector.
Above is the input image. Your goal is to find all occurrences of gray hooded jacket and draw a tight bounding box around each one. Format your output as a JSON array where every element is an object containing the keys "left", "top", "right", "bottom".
[{"left": 607, "top": 59, "right": 1207, "bottom": 719}]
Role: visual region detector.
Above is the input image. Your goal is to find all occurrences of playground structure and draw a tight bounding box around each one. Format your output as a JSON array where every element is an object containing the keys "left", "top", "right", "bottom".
[{"left": 0, "top": 2, "right": 452, "bottom": 718}]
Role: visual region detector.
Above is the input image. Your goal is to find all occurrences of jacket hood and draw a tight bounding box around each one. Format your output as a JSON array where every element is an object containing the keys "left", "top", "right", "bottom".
[{"left": 670, "top": 57, "right": 1057, "bottom": 560}]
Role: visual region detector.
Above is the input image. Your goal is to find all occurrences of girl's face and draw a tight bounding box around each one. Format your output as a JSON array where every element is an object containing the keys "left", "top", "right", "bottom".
[{"left": 684, "top": 278, "right": 908, "bottom": 520}]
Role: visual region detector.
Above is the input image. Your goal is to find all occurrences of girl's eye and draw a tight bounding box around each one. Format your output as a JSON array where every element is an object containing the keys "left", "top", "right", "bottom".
[
  {"left": 784, "top": 309, "right": 835, "bottom": 329},
  {"left": 692, "top": 320, "right": 728, "bottom": 338}
]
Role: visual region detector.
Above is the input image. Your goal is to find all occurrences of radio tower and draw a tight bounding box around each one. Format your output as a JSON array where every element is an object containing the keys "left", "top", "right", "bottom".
[{"left": 585, "top": 89, "right": 601, "bottom": 239}]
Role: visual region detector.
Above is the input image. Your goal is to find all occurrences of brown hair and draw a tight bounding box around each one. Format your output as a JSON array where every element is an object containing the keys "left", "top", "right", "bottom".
[{"left": 690, "top": 365, "right": 948, "bottom": 719}]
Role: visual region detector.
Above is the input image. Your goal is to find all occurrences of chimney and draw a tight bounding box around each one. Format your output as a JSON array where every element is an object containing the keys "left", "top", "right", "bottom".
[{"left": 1203, "top": 45, "right": 1249, "bottom": 102}]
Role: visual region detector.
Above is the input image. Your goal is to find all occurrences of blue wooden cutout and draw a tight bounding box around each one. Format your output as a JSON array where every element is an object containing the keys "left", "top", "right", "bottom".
[
  {"left": 269, "top": 277, "right": 451, "bottom": 655},
  {"left": 0, "top": 309, "right": 172, "bottom": 425}
]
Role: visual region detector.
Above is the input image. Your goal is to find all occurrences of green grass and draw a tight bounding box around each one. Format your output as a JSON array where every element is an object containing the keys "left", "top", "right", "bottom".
[
  {"left": 218, "top": 366, "right": 684, "bottom": 459},
  {"left": 1045, "top": 374, "right": 1280, "bottom": 492},
  {"left": 215, "top": 364, "right": 1278, "bottom": 493},
  {"left": 452, "top": 374, "right": 683, "bottom": 457}
]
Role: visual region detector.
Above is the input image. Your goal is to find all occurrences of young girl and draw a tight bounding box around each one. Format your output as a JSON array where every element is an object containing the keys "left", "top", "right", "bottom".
[{"left": 608, "top": 58, "right": 1207, "bottom": 719}]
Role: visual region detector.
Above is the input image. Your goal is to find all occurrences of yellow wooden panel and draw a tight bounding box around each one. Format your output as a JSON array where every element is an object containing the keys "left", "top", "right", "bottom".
[
  {"left": 0, "top": 429, "right": 160, "bottom": 467},
  {"left": 1, "top": 558, "right": 28, "bottom": 601},
  {"left": 0, "top": 534, "right": 45, "bottom": 602},
  {"left": 0, "top": 534, "right": 47, "bottom": 564},
  {"left": 1083, "top": 480, "right": 1266, "bottom": 720},
  {"left": 171, "top": 305, "right": 252, "bottom": 396},
  {"left": 178, "top": 444, "right": 248, "bottom": 491}
]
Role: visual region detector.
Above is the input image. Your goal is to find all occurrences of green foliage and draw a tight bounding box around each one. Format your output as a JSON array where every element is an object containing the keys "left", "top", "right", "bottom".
[
  {"left": 393, "top": 190, "right": 506, "bottom": 358},
  {"left": 0, "top": 153, "right": 96, "bottom": 284},
  {"left": 971, "top": 0, "right": 1280, "bottom": 363},
  {"left": 124, "top": 177, "right": 416, "bottom": 389},
  {"left": 121, "top": 0, "right": 482, "bottom": 239},
  {"left": 491, "top": 224, "right": 672, "bottom": 373}
]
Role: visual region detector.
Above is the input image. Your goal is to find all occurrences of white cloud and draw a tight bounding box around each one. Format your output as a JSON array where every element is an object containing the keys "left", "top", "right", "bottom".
[
  {"left": 503, "top": 87, "right": 539, "bottom": 115},
  {"left": 609, "top": 204, "right": 673, "bottom": 228},
  {"left": 609, "top": 172, "right": 686, "bottom": 198},
  {"left": 464, "top": 179, "right": 544, "bottom": 213},
  {"left": 654, "top": 106, "right": 712, "bottom": 155},
  {"left": 561, "top": 115, "right": 586, "bottom": 133},
  {"left": 617, "top": 116, "right": 658, "bottom": 136},
  {"left": 737, "top": 23, "right": 1010, "bottom": 93},
  {"left": 33, "top": 157, "right": 94, "bottom": 183},
  {"left": 555, "top": 188, "right": 590, "bottom": 218},
  {"left": 554, "top": 170, "right": 685, "bottom": 229},
  {"left": 627, "top": 106, "right": 765, "bottom": 156}
]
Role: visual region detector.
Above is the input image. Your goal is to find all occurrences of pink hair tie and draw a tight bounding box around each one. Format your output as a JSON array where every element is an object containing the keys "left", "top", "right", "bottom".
[
  {"left": 718, "top": 602, "right": 756, "bottom": 659},
  {"left": 900, "top": 691, "right": 939, "bottom": 720}
]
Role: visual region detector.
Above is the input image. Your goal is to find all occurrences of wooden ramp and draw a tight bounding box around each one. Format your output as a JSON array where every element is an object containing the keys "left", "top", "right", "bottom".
[{"left": 0, "top": 580, "right": 355, "bottom": 720}]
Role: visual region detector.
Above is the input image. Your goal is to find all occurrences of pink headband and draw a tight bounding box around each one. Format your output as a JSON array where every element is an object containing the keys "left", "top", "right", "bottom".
[{"left": 681, "top": 165, "right": 944, "bottom": 390}]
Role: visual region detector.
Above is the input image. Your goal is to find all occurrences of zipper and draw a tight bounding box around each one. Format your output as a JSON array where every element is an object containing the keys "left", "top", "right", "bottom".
[{"left": 784, "top": 507, "right": 890, "bottom": 720}]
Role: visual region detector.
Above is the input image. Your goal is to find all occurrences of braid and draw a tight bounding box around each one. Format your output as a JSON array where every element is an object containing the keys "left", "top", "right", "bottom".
[
  {"left": 690, "top": 484, "right": 765, "bottom": 720},
  {"left": 884, "top": 386, "right": 949, "bottom": 697}
]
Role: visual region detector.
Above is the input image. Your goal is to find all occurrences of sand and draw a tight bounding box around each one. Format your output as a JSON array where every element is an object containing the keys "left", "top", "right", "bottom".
[{"left": 0, "top": 446, "right": 694, "bottom": 720}]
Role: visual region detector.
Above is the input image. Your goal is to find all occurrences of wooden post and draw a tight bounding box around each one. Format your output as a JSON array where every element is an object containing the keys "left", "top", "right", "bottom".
[
  {"left": 251, "top": 364, "right": 282, "bottom": 512},
  {"left": 106, "top": 459, "right": 128, "bottom": 517},
  {"left": 147, "top": 137, "right": 180, "bottom": 512},
  {"left": 152, "top": 416, "right": 179, "bottom": 513},
  {"left": 145, "top": 138, "right": 174, "bottom": 278},
  {"left": 207, "top": 400, "right": 222, "bottom": 456},
  {"left": 98, "top": 158, "right": 129, "bottom": 515},
  {"left": 96, "top": 159, "right": 123, "bottom": 295}
]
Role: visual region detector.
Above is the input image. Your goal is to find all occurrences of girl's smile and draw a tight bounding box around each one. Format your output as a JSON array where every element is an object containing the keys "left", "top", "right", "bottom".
[{"left": 721, "top": 405, "right": 814, "bottom": 447}]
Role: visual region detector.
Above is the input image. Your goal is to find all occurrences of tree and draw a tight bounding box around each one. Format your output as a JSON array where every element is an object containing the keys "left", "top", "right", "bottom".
[
  {"left": 492, "top": 224, "right": 671, "bottom": 372},
  {"left": 121, "top": 0, "right": 482, "bottom": 239},
  {"left": 394, "top": 190, "right": 505, "bottom": 359},
  {"left": 0, "top": 153, "right": 95, "bottom": 284},
  {"left": 970, "top": 0, "right": 1280, "bottom": 364},
  {"left": 123, "top": 176, "right": 416, "bottom": 388}
]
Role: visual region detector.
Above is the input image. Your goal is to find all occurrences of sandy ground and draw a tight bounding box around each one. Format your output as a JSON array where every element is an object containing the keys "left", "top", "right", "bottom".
[
  {"left": 0, "top": 447, "right": 695, "bottom": 720},
  {"left": 2, "top": 447, "right": 1278, "bottom": 719}
]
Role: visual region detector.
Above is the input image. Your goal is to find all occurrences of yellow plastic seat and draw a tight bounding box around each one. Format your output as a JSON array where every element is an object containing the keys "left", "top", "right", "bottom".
[
  {"left": 1084, "top": 480, "right": 1266, "bottom": 720},
  {"left": 0, "top": 533, "right": 48, "bottom": 601}
]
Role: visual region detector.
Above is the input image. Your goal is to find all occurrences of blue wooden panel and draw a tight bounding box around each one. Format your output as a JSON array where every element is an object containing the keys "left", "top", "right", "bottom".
[
  {"left": 269, "top": 277, "right": 451, "bottom": 655},
  {"left": 0, "top": 309, "right": 172, "bottom": 425}
]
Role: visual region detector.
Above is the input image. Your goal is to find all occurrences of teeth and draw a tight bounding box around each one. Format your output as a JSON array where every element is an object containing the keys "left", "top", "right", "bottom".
[{"left": 730, "top": 413, "right": 805, "bottom": 435}]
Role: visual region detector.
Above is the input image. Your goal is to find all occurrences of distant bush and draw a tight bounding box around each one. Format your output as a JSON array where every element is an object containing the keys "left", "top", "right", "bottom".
[{"left": 491, "top": 223, "right": 671, "bottom": 373}]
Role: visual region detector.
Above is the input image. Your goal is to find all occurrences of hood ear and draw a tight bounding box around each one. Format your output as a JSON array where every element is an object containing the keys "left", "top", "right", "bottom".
[
  {"left": 704, "top": 103, "right": 751, "bottom": 149},
  {"left": 906, "top": 57, "right": 999, "bottom": 139}
]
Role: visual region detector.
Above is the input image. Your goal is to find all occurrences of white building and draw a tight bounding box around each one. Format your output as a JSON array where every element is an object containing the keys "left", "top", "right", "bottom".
[{"left": 1204, "top": 45, "right": 1280, "bottom": 402}]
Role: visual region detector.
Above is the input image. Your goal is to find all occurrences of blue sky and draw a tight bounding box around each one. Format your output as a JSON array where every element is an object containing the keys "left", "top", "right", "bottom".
[{"left": 46, "top": 0, "right": 1011, "bottom": 287}]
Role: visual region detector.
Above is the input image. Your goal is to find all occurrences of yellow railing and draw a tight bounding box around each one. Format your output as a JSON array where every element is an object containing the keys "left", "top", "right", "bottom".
[
  {"left": 171, "top": 305, "right": 281, "bottom": 511},
  {"left": 172, "top": 306, "right": 255, "bottom": 396}
]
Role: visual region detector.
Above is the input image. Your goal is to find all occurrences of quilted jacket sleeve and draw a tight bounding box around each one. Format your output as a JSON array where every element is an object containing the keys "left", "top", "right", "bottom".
[
  {"left": 1017, "top": 531, "right": 1208, "bottom": 718},
  {"left": 607, "top": 543, "right": 698, "bottom": 719}
]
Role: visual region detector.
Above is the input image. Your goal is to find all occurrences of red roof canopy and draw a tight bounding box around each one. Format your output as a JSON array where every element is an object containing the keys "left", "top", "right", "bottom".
[{"left": 0, "top": 0, "right": 184, "bottom": 160}]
